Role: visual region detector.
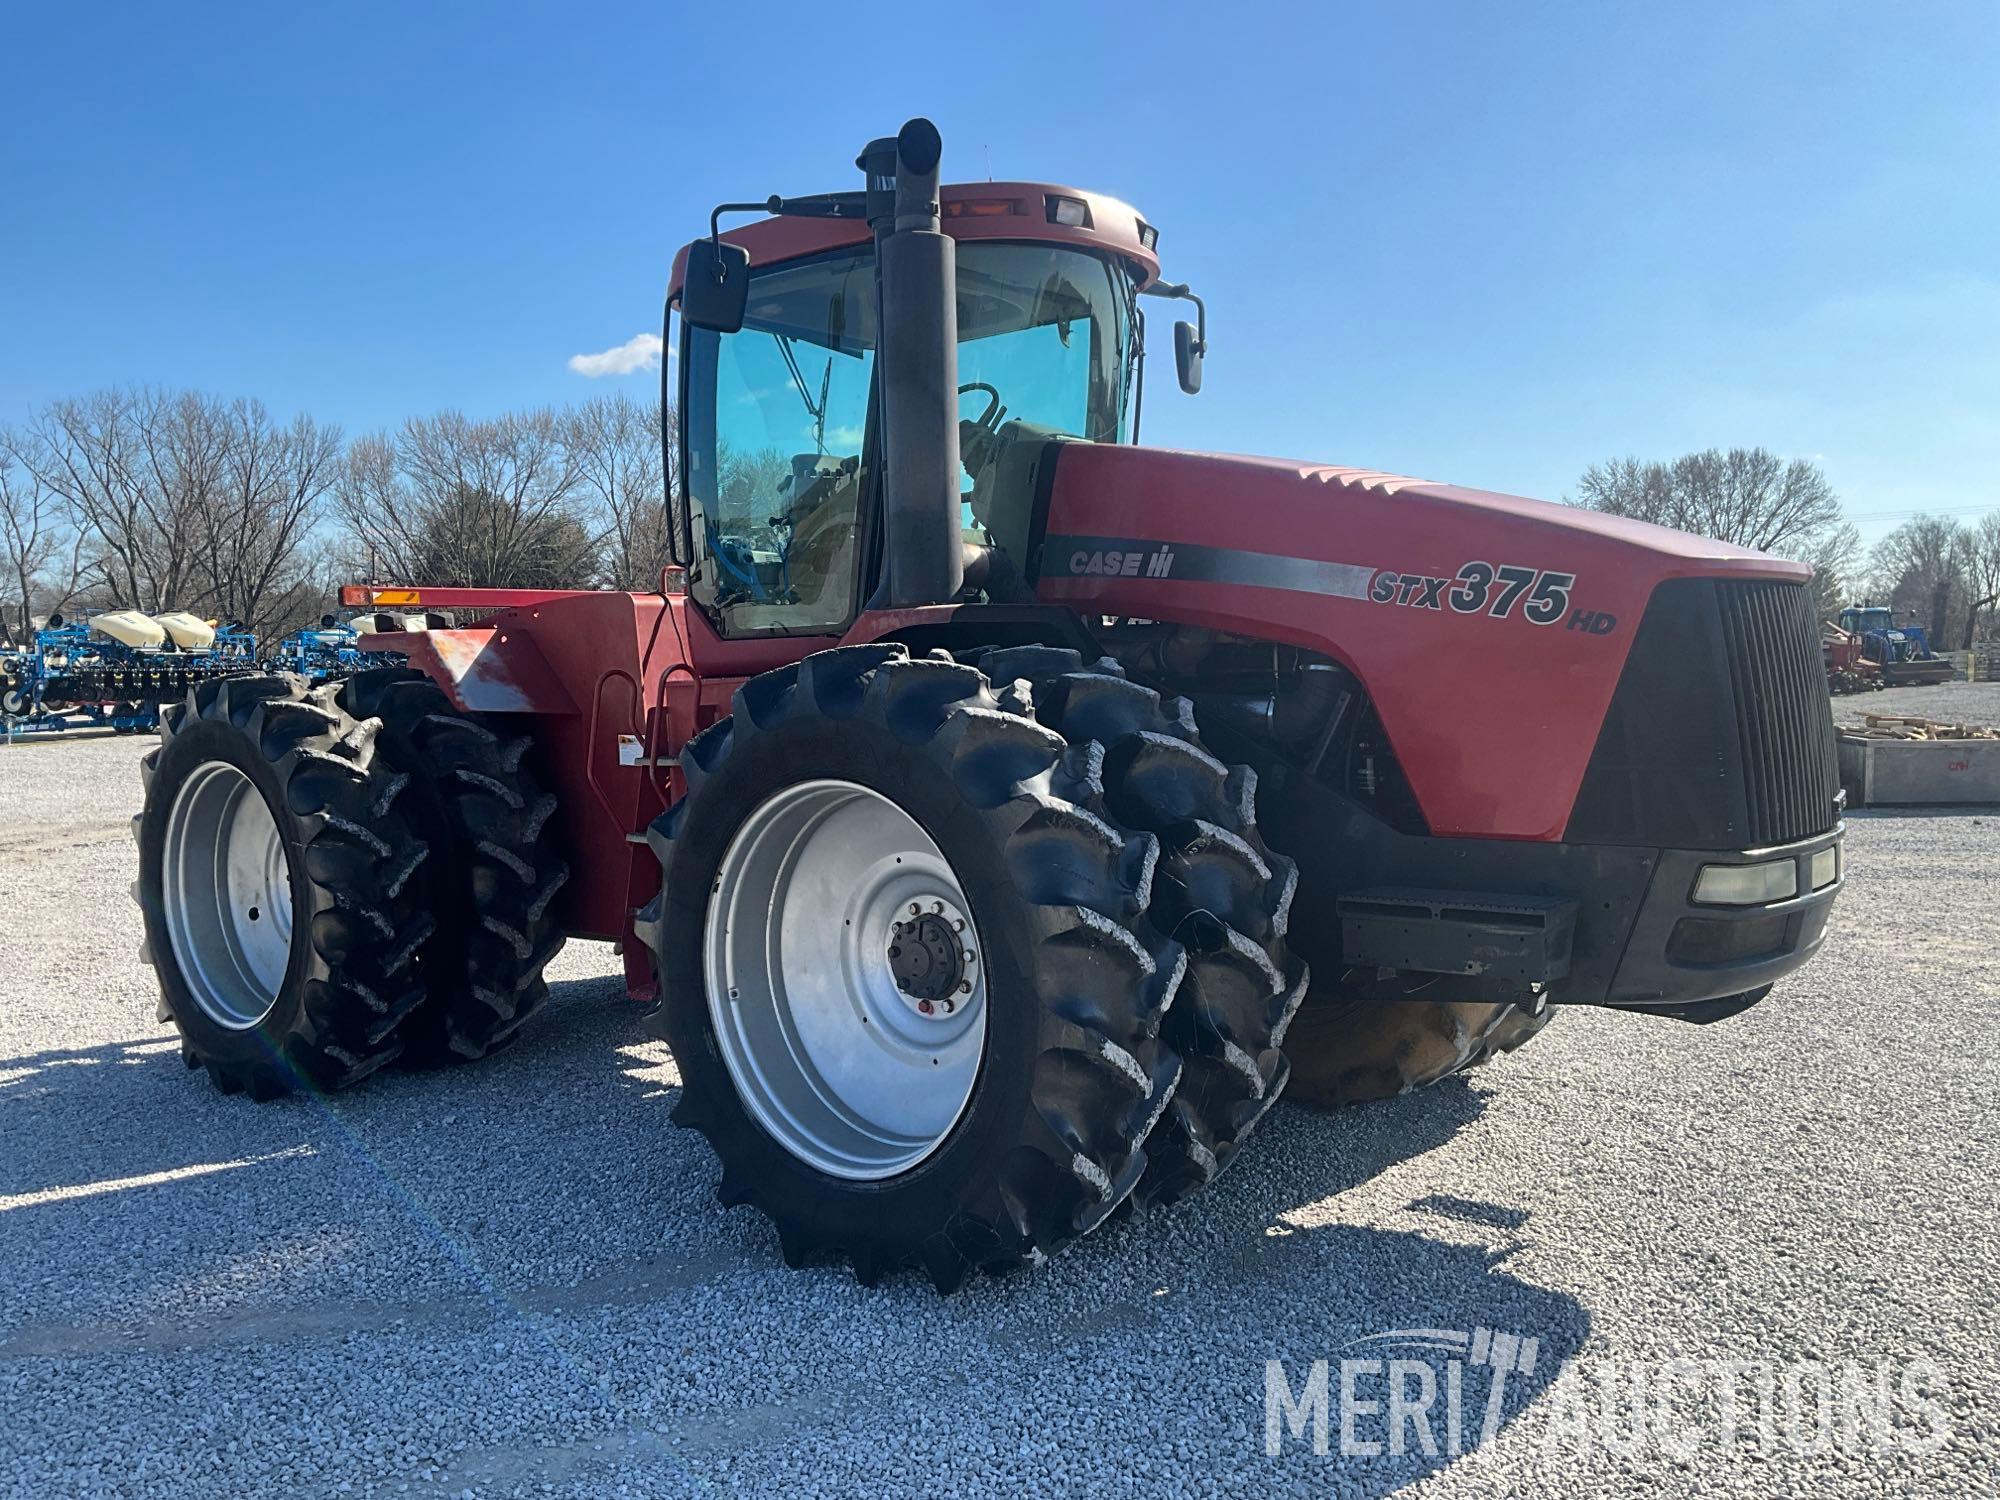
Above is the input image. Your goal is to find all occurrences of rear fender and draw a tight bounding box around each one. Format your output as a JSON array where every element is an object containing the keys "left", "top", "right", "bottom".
[{"left": 368, "top": 627, "right": 577, "bottom": 717}]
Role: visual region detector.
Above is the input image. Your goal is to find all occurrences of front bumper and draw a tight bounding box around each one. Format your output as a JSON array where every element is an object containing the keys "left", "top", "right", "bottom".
[
  {"left": 1602, "top": 825, "right": 1844, "bottom": 1009},
  {"left": 1252, "top": 752, "right": 1845, "bottom": 1020}
]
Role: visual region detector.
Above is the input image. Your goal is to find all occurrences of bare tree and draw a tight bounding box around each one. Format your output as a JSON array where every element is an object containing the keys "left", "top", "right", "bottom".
[
  {"left": 568, "top": 394, "right": 675, "bottom": 589},
  {"left": 1955, "top": 513, "right": 2000, "bottom": 647},
  {"left": 1867, "top": 515, "right": 1971, "bottom": 645},
  {"left": 18, "top": 388, "right": 238, "bottom": 613},
  {"left": 716, "top": 445, "right": 796, "bottom": 531},
  {"left": 18, "top": 389, "right": 155, "bottom": 610},
  {"left": 1800, "top": 521, "right": 1863, "bottom": 620},
  {"left": 13, "top": 389, "right": 342, "bottom": 640},
  {"left": 196, "top": 402, "right": 342, "bottom": 636},
  {"left": 0, "top": 435, "right": 83, "bottom": 644},
  {"left": 1574, "top": 448, "right": 1843, "bottom": 557},
  {"left": 337, "top": 409, "right": 600, "bottom": 588}
]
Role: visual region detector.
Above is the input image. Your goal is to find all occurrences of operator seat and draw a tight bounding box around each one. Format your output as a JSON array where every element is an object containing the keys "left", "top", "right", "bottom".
[{"left": 968, "top": 420, "right": 1073, "bottom": 580}]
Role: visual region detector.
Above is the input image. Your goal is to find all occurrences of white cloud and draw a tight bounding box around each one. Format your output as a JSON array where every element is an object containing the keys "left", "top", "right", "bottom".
[{"left": 568, "top": 332, "right": 669, "bottom": 378}]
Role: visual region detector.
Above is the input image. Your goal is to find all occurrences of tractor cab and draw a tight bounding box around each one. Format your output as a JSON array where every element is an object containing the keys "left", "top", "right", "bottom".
[
  {"left": 1838, "top": 605, "right": 1900, "bottom": 640},
  {"left": 668, "top": 164, "right": 1195, "bottom": 639}
]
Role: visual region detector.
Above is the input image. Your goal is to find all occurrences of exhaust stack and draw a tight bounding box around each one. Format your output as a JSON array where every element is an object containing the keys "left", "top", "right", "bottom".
[{"left": 859, "top": 119, "right": 964, "bottom": 609}]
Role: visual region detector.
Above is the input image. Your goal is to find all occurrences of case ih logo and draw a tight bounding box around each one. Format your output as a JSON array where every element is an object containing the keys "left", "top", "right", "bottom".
[{"left": 1068, "top": 545, "right": 1177, "bottom": 579}]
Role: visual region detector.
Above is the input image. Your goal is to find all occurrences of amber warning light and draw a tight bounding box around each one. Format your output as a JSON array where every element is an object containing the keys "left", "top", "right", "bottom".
[{"left": 339, "top": 586, "right": 422, "bottom": 608}]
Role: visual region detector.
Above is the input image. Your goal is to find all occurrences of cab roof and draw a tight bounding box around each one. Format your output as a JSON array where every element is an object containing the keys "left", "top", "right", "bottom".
[{"left": 667, "top": 182, "right": 1161, "bottom": 302}]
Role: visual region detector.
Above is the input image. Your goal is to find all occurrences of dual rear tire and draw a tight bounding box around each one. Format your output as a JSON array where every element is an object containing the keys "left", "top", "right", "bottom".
[{"left": 134, "top": 670, "right": 566, "bottom": 1096}]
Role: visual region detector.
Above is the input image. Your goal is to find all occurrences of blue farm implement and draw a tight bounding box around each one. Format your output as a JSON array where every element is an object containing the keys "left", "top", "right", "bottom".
[
  {"left": 0, "top": 611, "right": 258, "bottom": 736},
  {"left": 1836, "top": 605, "right": 1954, "bottom": 687},
  {"left": 264, "top": 618, "right": 379, "bottom": 685}
]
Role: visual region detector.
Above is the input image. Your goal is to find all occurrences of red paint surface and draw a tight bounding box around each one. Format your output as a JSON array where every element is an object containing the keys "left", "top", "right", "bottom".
[
  {"left": 1036, "top": 446, "right": 1809, "bottom": 841},
  {"left": 667, "top": 182, "right": 1162, "bottom": 298}
]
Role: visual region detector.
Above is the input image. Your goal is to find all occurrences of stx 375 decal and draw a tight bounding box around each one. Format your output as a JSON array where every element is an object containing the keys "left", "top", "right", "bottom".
[
  {"left": 1369, "top": 562, "right": 1616, "bottom": 633},
  {"left": 1042, "top": 535, "right": 1617, "bottom": 634}
]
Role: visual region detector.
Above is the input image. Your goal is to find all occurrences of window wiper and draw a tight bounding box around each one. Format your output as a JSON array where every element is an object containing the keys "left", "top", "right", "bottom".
[{"left": 774, "top": 335, "right": 834, "bottom": 454}]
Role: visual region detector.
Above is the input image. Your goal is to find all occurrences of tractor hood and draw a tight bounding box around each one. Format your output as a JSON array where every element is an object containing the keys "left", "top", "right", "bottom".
[
  {"left": 1033, "top": 446, "right": 1807, "bottom": 592},
  {"left": 1030, "top": 444, "right": 1813, "bottom": 840}
]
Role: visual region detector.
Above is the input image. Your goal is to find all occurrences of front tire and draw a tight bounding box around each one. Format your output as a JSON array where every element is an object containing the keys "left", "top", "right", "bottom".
[
  {"left": 636, "top": 645, "right": 1185, "bottom": 1290},
  {"left": 134, "top": 675, "right": 435, "bottom": 1098},
  {"left": 970, "top": 647, "right": 1309, "bottom": 1210}
]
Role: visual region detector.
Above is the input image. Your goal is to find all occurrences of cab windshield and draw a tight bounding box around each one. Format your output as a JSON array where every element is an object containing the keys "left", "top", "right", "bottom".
[{"left": 954, "top": 241, "right": 1136, "bottom": 444}]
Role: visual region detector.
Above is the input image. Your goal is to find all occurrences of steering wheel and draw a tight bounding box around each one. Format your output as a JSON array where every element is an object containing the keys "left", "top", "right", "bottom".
[
  {"left": 958, "top": 381, "right": 1003, "bottom": 431},
  {"left": 957, "top": 382, "right": 1007, "bottom": 481}
]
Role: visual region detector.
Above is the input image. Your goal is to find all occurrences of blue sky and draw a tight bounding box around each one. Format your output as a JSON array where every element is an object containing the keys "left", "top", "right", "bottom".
[{"left": 2, "top": 0, "right": 1993, "bottom": 544}]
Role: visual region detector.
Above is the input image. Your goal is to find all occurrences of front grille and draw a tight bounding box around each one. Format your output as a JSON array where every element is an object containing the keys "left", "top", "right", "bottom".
[
  {"left": 1568, "top": 578, "right": 1840, "bottom": 850},
  {"left": 1715, "top": 580, "right": 1841, "bottom": 846}
]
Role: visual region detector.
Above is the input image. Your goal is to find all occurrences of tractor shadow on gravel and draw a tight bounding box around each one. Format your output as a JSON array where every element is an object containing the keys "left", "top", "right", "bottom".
[{"left": 0, "top": 969, "right": 647, "bottom": 1204}]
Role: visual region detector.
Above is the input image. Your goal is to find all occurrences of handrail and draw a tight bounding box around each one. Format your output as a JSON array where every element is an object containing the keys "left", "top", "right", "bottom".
[
  {"left": 650, "top": 664, "right": 701, "bottom": 799},
  {"left": 583, "top": 668, "right": 646, "bottom": 834}
]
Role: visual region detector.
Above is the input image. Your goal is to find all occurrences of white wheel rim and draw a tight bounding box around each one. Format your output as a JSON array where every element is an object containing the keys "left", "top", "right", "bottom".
[
  {"left": 703, "top": 779, "right": 988, "bottom": 1181},
  {"left": 161, "top": 762, "right": 296, "bottom": 1030}
]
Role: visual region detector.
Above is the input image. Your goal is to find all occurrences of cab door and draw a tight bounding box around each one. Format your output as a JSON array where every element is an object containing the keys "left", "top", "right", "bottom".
[{"left": 678, "top": 247, "right": 879, "bottom": 639}]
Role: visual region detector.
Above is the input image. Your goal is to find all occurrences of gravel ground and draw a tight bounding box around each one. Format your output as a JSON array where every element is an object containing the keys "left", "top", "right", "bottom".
[
  {"left": 2, "top": 730, "right": 1995, "bottom": 1497},
  {"left": 1830, "top": 679, "right": 2000, "bottom": 731}
]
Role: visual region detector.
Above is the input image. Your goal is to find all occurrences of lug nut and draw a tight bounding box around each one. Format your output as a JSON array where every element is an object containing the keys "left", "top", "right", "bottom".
[
  {"left": 918, "top": 999, "right": 935, "bottom": 1015},
  {"left": 958, "top": 980, "right": 972, "bottom": 995},
  {"left": 953, "top": 918, "right": 965, "bottom": 932}
]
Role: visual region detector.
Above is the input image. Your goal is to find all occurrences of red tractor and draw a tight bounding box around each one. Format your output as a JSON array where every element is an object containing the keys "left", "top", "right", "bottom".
[{"left": 132, "top": 121, "right": 1844, "bottom": 1290}]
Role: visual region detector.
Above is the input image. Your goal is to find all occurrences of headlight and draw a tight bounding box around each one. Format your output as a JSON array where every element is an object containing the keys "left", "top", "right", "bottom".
[
  {"left": 1809, "top": 845, "right": 1840, "bottom": 890},
  {"left": 1045, "top": 194, "right": 1093, "bottom": 228},
  {"left": 1693, "top": 859, "right": 1798, "bottom": 907}
]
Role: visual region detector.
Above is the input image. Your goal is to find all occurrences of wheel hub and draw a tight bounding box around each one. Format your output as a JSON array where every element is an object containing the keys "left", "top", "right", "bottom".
[
  {"left": 160, "top": 761, "right": 296, "bottom": 1031},
  {"left": 887, "top": 900, "right": 974, "bottom": 1014},
  {"left": 703, "top": 779, "right": 989, "bottom": 1181}
]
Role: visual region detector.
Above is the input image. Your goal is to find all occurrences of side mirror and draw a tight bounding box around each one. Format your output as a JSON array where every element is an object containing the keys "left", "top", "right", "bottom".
[
  {"left": 1143, "top": 280, "right": 1208, "bottom": 396},
  {"left": 1174, "top": 319, "right": 1203, "bottom": 395},
  {"left": 681, "top": 239, "right": 751, "bottom": 333}
]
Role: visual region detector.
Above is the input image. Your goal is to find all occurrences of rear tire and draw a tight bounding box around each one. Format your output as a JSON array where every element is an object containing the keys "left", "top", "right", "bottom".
[
  {"left": 1283, "top": 997, "right": 1553, "bottom": 1109},
  {"left": 337, "top": 667, "right": 569, "bottom": 1062},
  {"left": 972, "top": 647, "right": 1309, "bottom": 1211},
  {"left": 636, "top": 645, "right": 1185, "bottom": 1290},
  {"left": 134, "top": 674, "right": 435, "bottom": 1097}
]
